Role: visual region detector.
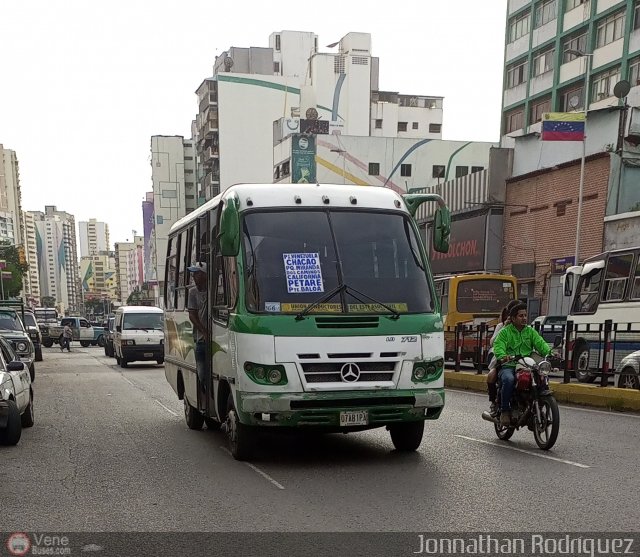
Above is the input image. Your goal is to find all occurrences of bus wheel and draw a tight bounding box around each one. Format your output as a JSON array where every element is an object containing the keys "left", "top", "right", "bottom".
[
  {"left": 389, "top": 420, "right": 424, "bottom": 452},
  {"left": 184, "top": 396, "right": 204, "bottom": 430},
  {"left": 225, "top": 393, "right": 254, "bottom": 461},
  {"left": 574, "top": 344, "right": 596, "bottom": 383},
  {"left": 204, "top": 417, "right": 221, "bottom": 430}
]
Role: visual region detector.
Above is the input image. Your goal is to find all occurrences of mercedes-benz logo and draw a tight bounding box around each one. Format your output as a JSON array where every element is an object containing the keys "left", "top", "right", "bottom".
[{"left": 340, "top": 363, "right": 361, "bottom": 382}]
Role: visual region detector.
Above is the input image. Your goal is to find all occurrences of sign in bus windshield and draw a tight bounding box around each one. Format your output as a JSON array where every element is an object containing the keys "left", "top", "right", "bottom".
[{"left": 456, "top": 280, "right": 515, "bottom": 314}]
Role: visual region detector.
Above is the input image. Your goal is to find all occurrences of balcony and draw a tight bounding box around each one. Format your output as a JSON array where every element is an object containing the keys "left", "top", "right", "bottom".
[
  {"left": 205, "top": 145, "right": 219, "bottom": 159},
  {"left": 199, "top": 92, "right": 219, "bottom": 115},
  {"left": 204, "top": 171, "right": 220, "bottom": 192},
  {"left": 203, "top": 118, "right": 219, "bottom": 137}
]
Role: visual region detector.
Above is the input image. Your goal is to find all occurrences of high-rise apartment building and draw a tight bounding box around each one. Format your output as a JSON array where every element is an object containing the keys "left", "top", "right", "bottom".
[
  {"left": 115, "top": 236, "right": 143, "bottom": 304},
  {"left": 79, "top": 219, "right": 110, "bottom": 257},
  {"left": 30, "top": 206, "right": 80, "bottom": 314},
  {"left": 147, "top": 136, "right": 195, "bottom": 306},
  {"left": 501, "top": 0, "right": 640, "bottom": 143},
  {"left": 22, "top": 211, "right": 40, "bottom": 307},
  {"left": 80, "top": 252, "right": 117, "bottom": 301},
  {"left": 0, "top": 145, "right": 23, "bottom": 245}
]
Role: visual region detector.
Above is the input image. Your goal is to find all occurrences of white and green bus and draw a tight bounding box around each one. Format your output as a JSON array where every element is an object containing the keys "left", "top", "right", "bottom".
[{"left": 164, "top": 183, "right": 450, "bottom": 460}]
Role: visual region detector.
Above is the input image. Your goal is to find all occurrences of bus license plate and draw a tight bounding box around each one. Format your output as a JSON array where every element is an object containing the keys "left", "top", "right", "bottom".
[{"left": 340, "top": 410, "right": 368, "bottom": 427}]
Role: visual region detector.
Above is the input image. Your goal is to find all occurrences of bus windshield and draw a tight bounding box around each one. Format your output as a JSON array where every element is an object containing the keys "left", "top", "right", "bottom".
[
  {"left": 455, "top": 279, "right": 515, "bottom": 314},
  {"left": 242, "top": 209, "right": 433, "bottom": 314}
]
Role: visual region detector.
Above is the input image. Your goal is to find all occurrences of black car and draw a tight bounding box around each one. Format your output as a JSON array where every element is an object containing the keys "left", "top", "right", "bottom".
[{"left": 21, "top": 311, "right": 43, "bottom": 362}]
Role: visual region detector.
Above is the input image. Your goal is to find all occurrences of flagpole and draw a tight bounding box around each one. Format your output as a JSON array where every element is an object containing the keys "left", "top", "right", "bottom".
[{"left": 573, "top": 51, "right": 592, "bottom": 266}]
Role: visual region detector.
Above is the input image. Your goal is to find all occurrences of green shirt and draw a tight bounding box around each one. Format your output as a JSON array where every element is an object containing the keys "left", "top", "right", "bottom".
[{"left": 493, "top": 323, "right": 551, "bottom": 362}]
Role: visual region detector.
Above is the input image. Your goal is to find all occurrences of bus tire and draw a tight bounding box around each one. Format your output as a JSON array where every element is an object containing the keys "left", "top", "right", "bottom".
[
  {"left": 204, "top": 417, "right": 221, "bottom": 430},
  {"left": 226, "top": 392, "right": 254, "bottom": 461},
  {"left": 573, "top": 343, "right": 596, "bottom": 383},
  {"left": 389, "top": 420, "right": 424, "bottom": 452},
  {"left": 184, "top": 396, "right": 204, "bottom": 430}
]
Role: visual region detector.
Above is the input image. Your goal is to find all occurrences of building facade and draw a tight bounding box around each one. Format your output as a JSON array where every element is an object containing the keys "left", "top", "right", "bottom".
[
  {"left": 21, "top": 211, "right": 40, "bottom": 307},
  {"left": 0, "top": 145, "right": 23, "bottom": 245},
  {"left": 80, "top": 252, "right": 117, "bottom": 301},
  {"left": 115, "top": 237, "right": 143, "bottom": 304},
  {"left": 30, "top": 206, "right": 80, "bottom": 314},
  {"left": 79, "top": 219, "right": 110, "bottom": 257},
  {"left": 502, "top": 0, "right": 640, "bottom": 144}
]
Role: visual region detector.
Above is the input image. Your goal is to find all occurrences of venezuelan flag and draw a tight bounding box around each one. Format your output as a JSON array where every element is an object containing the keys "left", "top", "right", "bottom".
[{"left": 541, "top": 112, "right": 585, "bottom": 141}]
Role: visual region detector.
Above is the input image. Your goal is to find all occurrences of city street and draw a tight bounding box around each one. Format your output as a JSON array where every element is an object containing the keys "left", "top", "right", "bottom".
[{"left": 4, "top": 345, "right": 640, "bottom": 533}]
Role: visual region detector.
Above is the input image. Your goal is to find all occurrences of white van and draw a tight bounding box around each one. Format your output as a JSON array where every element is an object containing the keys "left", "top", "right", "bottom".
[{"left": 113, "top": 306, "right": 164, "bottom": 368}]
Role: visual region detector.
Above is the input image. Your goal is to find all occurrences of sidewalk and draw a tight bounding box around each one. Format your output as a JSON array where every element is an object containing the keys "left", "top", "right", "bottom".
[{"left": 445, "top": 370, "right": 640, "bottom": 412}]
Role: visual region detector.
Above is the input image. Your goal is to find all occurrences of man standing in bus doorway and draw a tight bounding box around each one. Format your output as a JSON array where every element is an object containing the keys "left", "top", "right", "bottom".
[{"left": 187, "top": 262, "right": 209, "bottom": 410}]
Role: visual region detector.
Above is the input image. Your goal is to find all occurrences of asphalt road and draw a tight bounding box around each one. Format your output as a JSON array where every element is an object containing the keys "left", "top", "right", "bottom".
[{"left": 3, "top": 345, "right": 639, "bottom": 533}]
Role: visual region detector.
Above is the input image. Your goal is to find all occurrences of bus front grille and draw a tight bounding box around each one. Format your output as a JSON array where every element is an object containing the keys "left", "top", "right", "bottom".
[
  {"left": 301, "top": 361, "right": 395, "bottom": 383},
  {"left": 314, "top": 316, "right": 379, "bottom": 329}
]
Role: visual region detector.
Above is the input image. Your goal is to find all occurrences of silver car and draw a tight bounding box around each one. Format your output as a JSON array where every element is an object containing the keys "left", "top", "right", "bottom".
[{"left": 615, "top": 350, "right": 640, "bottom": 390}]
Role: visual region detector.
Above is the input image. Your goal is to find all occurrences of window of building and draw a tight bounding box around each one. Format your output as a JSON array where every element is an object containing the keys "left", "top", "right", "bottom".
[
  {"left": 505, "top": 108, "right": 525, "bottom": 133},
  {"left": 508, "top": 11, "right": 531, "bottom": 42},
  {"left": 368, "top": 162, "right": 380, "bottom": 176},
  {"left": 533, "top": 48, "right": 554, "bottom": 76},
  {"left": 530, "top": 97, "right": 551, "bottom": 124},
  {"left": 534, "top": 0, "right": 557, "bottom": 28},
  {"left": 602, "top": 254, "right": 634, "bottom": 302},
  {"left": 429, "top": 123, "right": 442, "bottom": 133},
  {"left": 596, "top": 11, "right": 625, "bottom": 48},
  {"left": 471, "top": 166, "right": 484, "bottom": 174},
  {"left": 629, "top": 57, "right": 640, "bottom": 87},
  {"left": 282, "top": 161, "right": 290, "bottom": 176},
  {"left": 592, "top": 66, "right": 621, "bottom": 101},
  {"left": 400, "top": 164, "right": 412, "bottom": 177},
  {"left": 432, "top": 165, "right": 445, "bottom": 178},
  {"left": 375, "top": 119, "right": 383, "bottom": 129},
  {"left": 506, "top": 60, "right": 528, "bottom": 88},
  {"left": 635, "top": 0, "right": 640, "bottom": 30},
  {"left": 455, "top": 166, "right": 468, "bottom": 178},
  {"left": 412, "top": 122, "right": 419, "bottom": 130},
  {"left": 184, "top": 169, "right": 194, "bottom": 174},
  {"left": 566, "top": 0, "right": 586, "bottom": 10},
  {"left": 398, "top": 122, "right": 408, "bottom": 132},
  {"left": 560, "top": 85, "right": 584, "bottom": 111},
  {"left": 631, "top": 258, "right": 640, "bottom": 299},
  {"left": 563, "top": 32, "right": 587, "bottom": 62},
  {"left": 275, "top": 35, "right": 281, "bottom": 51},
  {"left": 184, "top": 156, "right": 193, "bottom": 160},
  {"left": 274, "top": 61, "right": 280, "bottom": 73}
]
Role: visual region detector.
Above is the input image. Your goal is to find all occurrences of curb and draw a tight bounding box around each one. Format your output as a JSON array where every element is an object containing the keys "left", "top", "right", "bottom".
[{"left": 444, "top": 371, "right": 640, "bottom": 412}]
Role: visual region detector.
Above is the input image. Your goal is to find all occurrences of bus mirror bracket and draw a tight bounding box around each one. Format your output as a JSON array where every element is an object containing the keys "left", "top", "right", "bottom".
[
  {"left": 219, "top": 194, "right": 240, "bottom": 257},
  {"left": 402, "top": 193, "right": 450, "bottom": 253}
]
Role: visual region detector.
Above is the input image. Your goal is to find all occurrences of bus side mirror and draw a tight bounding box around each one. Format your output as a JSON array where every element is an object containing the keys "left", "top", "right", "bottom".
[
  {"left": 432, "top": 207, "right": 451, "bottom": 254},
  {"left": 219, "top": 196, "right": 240, "bottom": 257},
  {"left": 564, "top": 274, "right": 573, "bottom": 297}
]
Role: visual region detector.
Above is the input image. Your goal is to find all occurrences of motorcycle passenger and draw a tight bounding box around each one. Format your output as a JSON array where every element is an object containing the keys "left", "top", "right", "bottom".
[
  {"left": 492, "top": 303, "right": 551, "bottom": 427},
  {"left": 487, "top": 299, "right": 520, "bottom": 414}
]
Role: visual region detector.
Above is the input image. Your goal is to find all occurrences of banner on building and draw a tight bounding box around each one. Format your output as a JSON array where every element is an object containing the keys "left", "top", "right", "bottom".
[
  {"left": 428, "top": 213, "right": 487, "bottom": 274},
  {"left": 292, "top": 134, "right": 317, "bottom": 183}
]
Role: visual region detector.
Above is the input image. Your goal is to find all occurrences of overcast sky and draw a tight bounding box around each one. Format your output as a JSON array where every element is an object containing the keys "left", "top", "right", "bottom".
[{"left": 1, "top": 0, "right": 508, "bottom": 246}]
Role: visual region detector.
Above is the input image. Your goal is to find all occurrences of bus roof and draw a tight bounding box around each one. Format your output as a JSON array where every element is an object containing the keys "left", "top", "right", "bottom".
[
  {"left": 583, "top": 246, "right": 640, "bottom": 264},
  {"left": 170, "top": 183, "right": 409, "bottom": 235}
]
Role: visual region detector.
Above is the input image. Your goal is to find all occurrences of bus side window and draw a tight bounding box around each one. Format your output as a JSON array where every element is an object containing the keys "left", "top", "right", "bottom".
[
  {"left": 631, "top": 257, "right": 640, "bottom": 300},
  {"left": 212, "top": 252, "right": 228, "bottom": 322},
  {"left": 602, "top": 254, "right": 633, "bottom": 302},
  {"left": 176, "top": 229, "right": 189, "bottom": 310},
  {"left": 165, "top": 236, "right": 178, "bottom": 310}
]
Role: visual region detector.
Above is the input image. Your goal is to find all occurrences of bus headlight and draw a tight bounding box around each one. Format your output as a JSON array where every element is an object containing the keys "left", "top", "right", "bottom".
[
  {"left": 413, "top": 366, "right": 427, "bottom": 380},
  {"left": 243, "top": 362, "right": 287, "bottom": 386},
  {"left": 412, "top": 360, "right": 444, "bottom": 382}
]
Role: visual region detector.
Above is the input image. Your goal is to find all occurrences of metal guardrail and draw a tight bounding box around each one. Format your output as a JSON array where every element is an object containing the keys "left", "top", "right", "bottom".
[{"left": 447, "top": 320, "right": 640, "bottom": 387}]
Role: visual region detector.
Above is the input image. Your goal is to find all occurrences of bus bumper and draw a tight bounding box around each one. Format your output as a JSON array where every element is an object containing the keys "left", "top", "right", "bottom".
[{"left": 238, "top": 388, "right": 445, "bottom": 428}]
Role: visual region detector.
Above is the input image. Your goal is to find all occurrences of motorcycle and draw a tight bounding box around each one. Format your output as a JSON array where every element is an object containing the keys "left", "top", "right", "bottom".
[{"left": 482, "top": 353, "right": 560, "bottom": 450}]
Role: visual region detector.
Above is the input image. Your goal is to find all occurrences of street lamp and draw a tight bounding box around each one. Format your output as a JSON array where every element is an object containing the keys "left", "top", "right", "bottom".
[{"left": 565, "top": 48, "right": 593, "bottom": 265}]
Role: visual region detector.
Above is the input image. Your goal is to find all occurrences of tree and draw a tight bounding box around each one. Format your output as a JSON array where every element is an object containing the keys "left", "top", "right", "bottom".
[
  {"left": 42, "top": 296, "right": 56, "bottom": 308},
  {"left": 0, "top": 241, "right": 29, "bottom": 299}
]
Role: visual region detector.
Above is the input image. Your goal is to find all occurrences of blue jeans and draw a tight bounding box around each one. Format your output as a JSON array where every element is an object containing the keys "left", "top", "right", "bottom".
[
  {"left": 498, "top": 367, "right": 516, "bottom": 411},
  {"left": 195, "top": 341, "right": 208, "bottom": 391}
]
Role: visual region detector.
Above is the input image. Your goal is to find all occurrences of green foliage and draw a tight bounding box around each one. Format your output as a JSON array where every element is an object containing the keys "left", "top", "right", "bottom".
[{"left": 0, "top": 241, "right": 29, "bottom": 299}]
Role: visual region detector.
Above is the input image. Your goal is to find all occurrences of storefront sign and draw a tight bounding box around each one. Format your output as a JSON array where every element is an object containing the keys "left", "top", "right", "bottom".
[
  {"left": 550, "top": 256, "right": 575, "bottom": 274},
  {"left": 428, "top": 213, "right": 487, "bottom": 274}
]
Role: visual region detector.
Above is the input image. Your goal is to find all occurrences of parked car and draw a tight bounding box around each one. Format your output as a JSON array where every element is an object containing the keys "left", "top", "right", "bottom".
[
  {"left": 89, "top": 322, "right": 106, "bottom": 347},
  {"left": 0, "top": 335, "right": 34, "bottom": 445},
  {"left": 615, "top": 350, "right": 640, "bottom": 390},
  {"left": 44, "top": 317, "right": 94, "bottom": 348},
  {"left": 0, "top": 308, "right": 35, "bottom": 382},
  {"left": 21, "top": 310, "right": 43, "bottom": 362},
  {"left": 532, "top": 315, "right": 567, "bottom": 344},
  {"left": 104, "top": 316, "right": 116, "bottom": 357}
]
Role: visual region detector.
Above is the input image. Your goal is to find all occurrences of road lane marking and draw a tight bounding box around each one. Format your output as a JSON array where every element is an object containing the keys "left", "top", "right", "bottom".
[
  {"left": 447, "top": 388, "right": 640, "bottom": 419},
  {"left": 122, "top": 376, "right": 136, "bottom": 387},
  {"left": 454, "top": 434, "right": 591, "bottom": 468},
  {"left": 154, "top": 399, "right": 179, "bottom": 417},
  {"left": 220, "top": 446, "right": 285, "bottom": 490}
]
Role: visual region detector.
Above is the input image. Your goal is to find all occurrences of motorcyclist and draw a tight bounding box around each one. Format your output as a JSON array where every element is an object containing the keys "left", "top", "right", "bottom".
[{"left": 492, "top": 302, "right": 551, "bottom": 427}]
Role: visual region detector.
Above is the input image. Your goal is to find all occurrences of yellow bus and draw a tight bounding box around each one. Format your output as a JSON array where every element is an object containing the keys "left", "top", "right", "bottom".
[{"left": 434, "top": 273, "right": 517, "bottom": 361}]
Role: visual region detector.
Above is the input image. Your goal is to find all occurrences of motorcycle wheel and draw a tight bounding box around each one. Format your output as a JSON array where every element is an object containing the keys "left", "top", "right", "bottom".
[
  {"left": 533, "top": 396, "right": 560, "bottom": 450},
  {"left": 494, "top": 420, "right": 515, "bottom": 441}
]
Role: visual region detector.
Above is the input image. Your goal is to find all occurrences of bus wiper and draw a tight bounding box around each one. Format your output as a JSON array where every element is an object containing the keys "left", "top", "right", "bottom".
[
  {"left": 343, "top": 284, "right": 400, "bottom": 320},
  {"left": 295, "top": 284, "right": 346, "bottom": 321}
]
